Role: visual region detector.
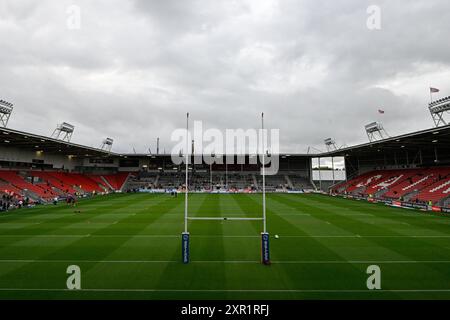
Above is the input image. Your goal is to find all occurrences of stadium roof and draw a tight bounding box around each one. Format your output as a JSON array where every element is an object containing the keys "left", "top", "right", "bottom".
[
  {"left": 0, "top": 126, "right": 114, "bottom": 157},
  {"left": 0, "top": 125, "right": 315, "bottom": 158},
  {"left": 3, "top": 124, "right": 449, "bottom": 160},
  {"left": 320, "top": 124, "right": 450, "bottom": 158}
]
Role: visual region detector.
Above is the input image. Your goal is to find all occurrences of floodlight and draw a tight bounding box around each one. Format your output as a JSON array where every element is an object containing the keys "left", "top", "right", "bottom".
[
  {"left": 0, "top": 99, "right": 14, "bottom": 127},
  {"left": 51, "top": 122, "right": 75, "bottom": 141},
  {"left": 429, "top": 96, "right": 450, "bottom": 127},
  {"left": 324, "top": 138, "right": 337, "bottom": 151},
  {"left": 365, "top": 122, "right": 389, "bottom": 142},
  {"left": 100, "top": 137, "right": 114, "bottom": 152}
]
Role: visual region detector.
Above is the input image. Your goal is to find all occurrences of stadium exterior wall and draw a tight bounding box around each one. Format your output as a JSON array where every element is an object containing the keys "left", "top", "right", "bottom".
[{"left": 0, "top": 145, "right": 81, "bottom": 170}]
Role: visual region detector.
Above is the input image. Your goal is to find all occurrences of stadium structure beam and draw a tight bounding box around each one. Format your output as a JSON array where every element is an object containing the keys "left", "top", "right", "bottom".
[
  {"left": 318, "top": 157, "right": 322, "bottom": 191},
  {"left": 51, "top": 122, "right": 75, "bottom": 142},
  {"left": 0, "top": 99, "right": 14, "bottom": 128}
]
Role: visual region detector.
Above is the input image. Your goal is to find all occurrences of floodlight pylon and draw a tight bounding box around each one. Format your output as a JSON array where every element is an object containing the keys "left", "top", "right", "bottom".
[
  {"left": 0, "top": 99, "right": 14, "bottom": 128},
  {"left": 100, "top": 138, "right": 114, "bottom": 152},
  {"left": 365, "top": 122, "right": 389, "bottom": 142},
  {"left": 429, "top": 96, "right": 450, "bottom": 127},
  {"left": 51, "top": 122, "right": 75, "bottom": 142},
  {"left": 324, "top": 138, "right": 338, "bottom": 152}
]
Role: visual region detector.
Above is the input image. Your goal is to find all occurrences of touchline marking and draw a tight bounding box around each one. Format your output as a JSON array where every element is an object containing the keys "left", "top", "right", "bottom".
[{"left": 1, "top": 288, "right": 450, "bottom": 293}]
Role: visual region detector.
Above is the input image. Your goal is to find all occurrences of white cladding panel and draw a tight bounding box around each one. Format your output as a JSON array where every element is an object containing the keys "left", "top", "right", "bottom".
[{"left": 312, "top": 170, "right": 346, "bottom": 181}]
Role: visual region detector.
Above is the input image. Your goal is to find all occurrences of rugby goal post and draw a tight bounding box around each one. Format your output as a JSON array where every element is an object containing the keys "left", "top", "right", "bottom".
[{"left": 181, "top": 113, "right": 270, "bottom": 265}]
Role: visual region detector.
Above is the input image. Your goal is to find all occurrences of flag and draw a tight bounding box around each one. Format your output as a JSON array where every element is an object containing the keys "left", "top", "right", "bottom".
[
  {"left": 430, "top": 87, "right": 440, "bottom": 93},
  {"left": 378, "top": 109, "right": 385, "bottom": 114}
]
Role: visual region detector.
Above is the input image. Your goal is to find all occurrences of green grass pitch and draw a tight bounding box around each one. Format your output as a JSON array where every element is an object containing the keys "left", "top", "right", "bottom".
[{"left": 1, "top": 193, "right": 450, "bottom": 300}]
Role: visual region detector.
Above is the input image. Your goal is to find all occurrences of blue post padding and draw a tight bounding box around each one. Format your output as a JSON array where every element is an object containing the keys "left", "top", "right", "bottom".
[
  {"left": 182, "top": 232, "right": 190, "bottom": 264},
  {"left": 261, "top": 232, "right": 270, "bottom": 265}
]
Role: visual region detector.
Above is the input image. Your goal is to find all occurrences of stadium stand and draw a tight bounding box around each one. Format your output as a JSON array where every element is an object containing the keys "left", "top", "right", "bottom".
[
  {"left": 30, "top": 171, "right": 78, "bottom": 195},
  {"left": 102, "top": 172, "right": 130, "bottom": 191},
  {"left": 87, "top": 174, "right": 114, "bottom": 191},
  {"left": 0, "top": 170, "right": 131, "bottom": 203},
  {"left": 288, "top": 175, "right": 314, "bottom": 190},
  {"left": 333, "top": 167, "right": 450, "bottom": 205},
  {"left": 0, "top": 170, "right": 56, "bottom": 200},
  {"left": 414, "top": 173, "right": 450, "bottom": 204}
]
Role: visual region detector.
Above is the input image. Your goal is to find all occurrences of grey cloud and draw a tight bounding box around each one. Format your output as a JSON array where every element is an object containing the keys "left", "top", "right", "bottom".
[{"left": 1, "top": 0, "right": 450, "bottom": 154}]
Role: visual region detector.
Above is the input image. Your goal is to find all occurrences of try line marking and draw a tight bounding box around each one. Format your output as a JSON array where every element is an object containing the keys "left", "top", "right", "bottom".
[
  {"left": 1, "top": 234, "right": 450, "bottom": 238},
  {"left": 0, "top": 288, "right": 450, "bottom": 293},
  {"left": 1, "top": 259, "right": 450, "bottom": 264}
]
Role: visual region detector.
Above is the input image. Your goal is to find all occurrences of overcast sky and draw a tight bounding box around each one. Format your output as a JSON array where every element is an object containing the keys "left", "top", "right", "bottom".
[{"left": 1, "top": 0, "right": 450, "bottom": 155}]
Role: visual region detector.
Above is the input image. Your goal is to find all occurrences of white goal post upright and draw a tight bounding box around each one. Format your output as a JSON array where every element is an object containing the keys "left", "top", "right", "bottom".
[
  {"left": 182, "top": 112, "right": 190, "bottom": 264},
  {"left": 262, "top": 113, "right": 267, "bottom": 234},
  {"left": 261, "top": 112, "right": 270, "bottom": 265},
  {"left": 184, "top": 112, "right": 189, "bottom": 234},
  {"left": 181, "top": 113, "right": 270, "bottom": 265}
]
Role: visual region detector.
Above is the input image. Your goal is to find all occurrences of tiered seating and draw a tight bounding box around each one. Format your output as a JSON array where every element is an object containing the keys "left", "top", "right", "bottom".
[
  {"left": 415, "top": 174, "right": 450, "bottom": 204},
  {"left": 289, "top": 175, "right": 314, "bottom": 190},
  {"left": 365, "top": 171, "right": 415, "bottom": 196},
  {"left": 334, "top": 171, "right": 384, "bottom": 194},
  {"left": 0, "top": 181, "right": 23, "bottom": 195},
  {"left": 383, "top": 169, "right": 440, "bottom": 199},
  {"left": 31, "top": 171, "right": 78, "bottom": 194},
  {"left": 255, "top": 175, "right": 286, "bottom": 191},
  {"left": 56, "top": 173, "right": 103, "bottom": 193},
  {"left": 32, "top": 172, "right": 114, "bottom": 194},
  {"left": 0, "top": 170, "right": 131, "bottom": 202},
  {"left": 157, "top": 172, "right": 184, "bottom": 189},
  {"left": 0, "top": 171, "right": 56, "bottom": 200},
  {"left": 87, "top": 175, "right": 111, "bottom": 191},
  {"left": 335, "top": 167, "right": 450, "bottom": 205},
  {"left": 102, "top": 173, "right": 129, "bottom": 190},
  {"left": 35, "top": 183, "right": 59, "bottom": 197}
]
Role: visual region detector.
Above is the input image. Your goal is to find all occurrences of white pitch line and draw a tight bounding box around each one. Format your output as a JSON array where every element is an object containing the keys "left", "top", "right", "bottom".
[
  {"left": 276, "top": 213, "right": 311, "bottom": 216},
  {"left": 188, "top": 217, "right": 264, "bottom": 221},
  {"left": 1, "top": 234, "right": 450, "bottom": 238},
  {"left": 1, "top": 259, "right": 450, "bottom": 264},
  {"left": 0, "top": 288, "right": 450, "bottom": 293}
]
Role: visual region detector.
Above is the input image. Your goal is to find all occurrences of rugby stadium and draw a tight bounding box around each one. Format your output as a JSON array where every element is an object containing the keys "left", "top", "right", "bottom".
[
  {"left": 3, "top": 1, "right": 450, "bottom": 313},
  {"left": 1, "top": 97, "right": 450, "bottom": 300}
]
